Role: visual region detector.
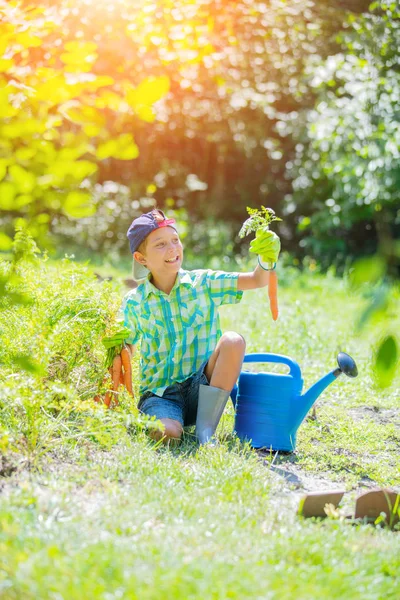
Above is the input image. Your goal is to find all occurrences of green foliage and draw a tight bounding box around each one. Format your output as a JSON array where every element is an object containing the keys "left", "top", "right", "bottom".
[
  {"left": 286, "top": 1, "right": 400, "bottom": 266},
  {"left": 0, "top": 246, "right": 147, "bottom": 461},
  {"left": 349, "top": 254, "right": 399, "bottom": 387},
  {"left": 1, "top": 0, "right": 368, "bottom": 256},
  {"left": 281, "top": 2, "right": 400, "bottom": 379},
  {"left": 2, "top": 0, "right": 394, "bottom": 269},
  {"left": 238, "top": 206, "right": 281, "bottom": 238},
  {"left": 374, "top": 335, "right": 398, "bottom": 389},
  {"left": 0, "top": 0, "right": 170, "bottom": 245}
]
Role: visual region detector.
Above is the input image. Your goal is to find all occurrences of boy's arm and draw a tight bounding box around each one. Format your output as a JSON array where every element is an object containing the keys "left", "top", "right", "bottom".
[{"left": 237, "top": 262, "right": 271, "bottom": 291}]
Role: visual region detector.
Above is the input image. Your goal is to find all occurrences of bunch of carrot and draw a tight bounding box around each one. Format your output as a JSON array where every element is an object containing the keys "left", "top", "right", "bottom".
[
  {"left": 239, "top": 206, "right": 281, "bottom": 321},
  {"left": 95, "top": 328, "right": 134, "bottom": 408}
]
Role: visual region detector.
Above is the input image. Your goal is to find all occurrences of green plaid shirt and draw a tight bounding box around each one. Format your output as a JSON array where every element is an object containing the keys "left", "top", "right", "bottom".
[{"left": 121, "top": 269, "right": 243, "bottom": 396}]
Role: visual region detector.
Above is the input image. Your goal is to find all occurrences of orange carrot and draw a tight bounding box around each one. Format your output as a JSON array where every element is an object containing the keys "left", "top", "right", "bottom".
[
  {"left": 121, "top": 347, "right": 133, "bottom": 396},
  {"left": 268, "top": 269, "right": 278, "bottom": 321},
  {"left": 105, "top": 354, "right": 122, "bottom": 408},
  {"left": 112, "top": 355, "right": 122, "bottom": 389},
  {"left": 104, "top": 392, "right": 111, "bottom": 408}
]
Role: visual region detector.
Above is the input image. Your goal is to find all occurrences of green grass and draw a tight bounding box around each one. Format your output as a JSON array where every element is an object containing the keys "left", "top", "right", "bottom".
[
  {"left": 1, "top": 443, "right": 399, "bottom": 599},
  {"left": 0, "top": 251, "right": 399, "bottom": 598}
]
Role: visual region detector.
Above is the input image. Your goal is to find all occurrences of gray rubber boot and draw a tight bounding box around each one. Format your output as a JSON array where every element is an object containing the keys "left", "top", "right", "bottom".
[{"left": 195, "top": 384, "right": 231, "bottom": 445}]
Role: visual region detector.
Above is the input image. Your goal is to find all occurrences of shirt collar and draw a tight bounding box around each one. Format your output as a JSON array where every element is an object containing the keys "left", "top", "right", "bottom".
[{"left": 140, "top": 269, "right": 192, "bottom": 299}]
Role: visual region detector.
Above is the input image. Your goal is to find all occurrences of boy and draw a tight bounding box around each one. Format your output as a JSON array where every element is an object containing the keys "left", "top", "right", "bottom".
[{"left": 119, "top": 208, "right": 280, "bottom": 444}]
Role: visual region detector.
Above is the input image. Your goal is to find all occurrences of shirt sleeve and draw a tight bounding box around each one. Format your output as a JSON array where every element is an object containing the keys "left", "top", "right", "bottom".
[
  {"left": 119, "top": 295, "right": 141, "bottom": 345},
  {"left": 205, "top": 270, "right": 243, "bottom": 307}
]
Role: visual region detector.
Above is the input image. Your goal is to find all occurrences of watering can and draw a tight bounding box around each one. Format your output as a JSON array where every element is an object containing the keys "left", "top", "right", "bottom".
[{"left": 230, "top": 352, "right": 358, "bottom": 452}]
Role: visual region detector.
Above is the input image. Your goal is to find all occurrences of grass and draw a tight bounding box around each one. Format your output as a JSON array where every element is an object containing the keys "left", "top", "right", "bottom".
[
  {"left": 0, "top": 249, "right": 399, "bottom": 598},
  {"left": 1, "top": 444, "right": 399, "bottom": 599}
]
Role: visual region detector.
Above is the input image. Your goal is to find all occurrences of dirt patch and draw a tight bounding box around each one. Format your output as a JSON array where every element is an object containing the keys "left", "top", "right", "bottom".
[
  {"left": 0, "top": 453, "right": 19, "bottom": 482},
  {"left": 348, "top": 406, "right": 400, "bottom": 429},
  {"left": 255, "top": 447, "right": 399, "bottom": 505},
  {"left": 257, "top": 450, "right": 347, "bottom": 492}
]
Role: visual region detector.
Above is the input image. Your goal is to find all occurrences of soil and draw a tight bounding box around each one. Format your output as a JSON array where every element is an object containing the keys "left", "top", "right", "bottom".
[{"left": 347, "top": 406, "right": 400, "bottom": 429}]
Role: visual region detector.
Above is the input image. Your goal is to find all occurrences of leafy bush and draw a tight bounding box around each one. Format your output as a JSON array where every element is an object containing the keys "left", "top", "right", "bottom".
[
  {"left": 285, "top": 1, "right": 400, "bottom": 267},
  {"left": 0, "top": 236, "right": 148, "bottom": 463}
]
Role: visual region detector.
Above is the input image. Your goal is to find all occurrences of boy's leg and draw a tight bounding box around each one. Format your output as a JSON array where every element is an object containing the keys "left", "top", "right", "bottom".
[
  {"left": 195, "top": 331, "right": 245, "bottom": 444},
  {"left": 149, "top": 418, "right": 183, "bottom": 443},
  {"left": 139, "top": 390, "right": 184, "bottom": 444},
  {"left": 204, "top": 331, "right": 246, "bottom": 390}
]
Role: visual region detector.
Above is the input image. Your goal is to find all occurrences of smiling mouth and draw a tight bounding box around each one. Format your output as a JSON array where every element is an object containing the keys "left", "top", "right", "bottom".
[{"left": 165, "top": 256, "right": 180, "bottom": 264}]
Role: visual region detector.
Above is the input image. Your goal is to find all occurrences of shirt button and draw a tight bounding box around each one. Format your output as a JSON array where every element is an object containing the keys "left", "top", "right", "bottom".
[{"left": 172, "top": 358, "right": 175, "bottom": 363}]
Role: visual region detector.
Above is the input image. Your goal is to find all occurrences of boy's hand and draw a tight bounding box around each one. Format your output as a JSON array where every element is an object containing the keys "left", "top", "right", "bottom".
[{"left": 249, "top": 228, "right": 281, "bottom": 268}]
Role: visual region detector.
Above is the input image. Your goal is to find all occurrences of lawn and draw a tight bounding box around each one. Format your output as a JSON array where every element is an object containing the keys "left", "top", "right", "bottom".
[{"left": 0, "top": 251, "right": 399, "bottom": 599}]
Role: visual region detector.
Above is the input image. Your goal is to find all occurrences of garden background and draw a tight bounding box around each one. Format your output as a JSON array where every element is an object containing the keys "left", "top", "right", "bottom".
[{"left": 0, "top": 1, "right": 399, "bottom": 598}]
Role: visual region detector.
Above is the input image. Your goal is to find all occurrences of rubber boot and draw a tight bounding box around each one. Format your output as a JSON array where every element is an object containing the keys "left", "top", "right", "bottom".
[{"left": 195, "top": 384, "right": 231, "bottom": 445}]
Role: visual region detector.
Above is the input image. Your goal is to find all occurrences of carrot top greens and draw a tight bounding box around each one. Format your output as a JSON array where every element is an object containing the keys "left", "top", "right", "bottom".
[{"left": 239, "top": 206, "right": 281, "bottom": 238}]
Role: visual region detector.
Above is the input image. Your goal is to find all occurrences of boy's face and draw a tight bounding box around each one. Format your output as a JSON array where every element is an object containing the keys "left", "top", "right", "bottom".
[{"left": 134, "top": 226, "right": 183, "bottom": 278}]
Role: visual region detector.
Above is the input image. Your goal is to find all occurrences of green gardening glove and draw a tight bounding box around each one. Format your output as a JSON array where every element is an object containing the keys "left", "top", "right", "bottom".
[{"left": 249, "top": 228, "right": 281, "bottom": 268}]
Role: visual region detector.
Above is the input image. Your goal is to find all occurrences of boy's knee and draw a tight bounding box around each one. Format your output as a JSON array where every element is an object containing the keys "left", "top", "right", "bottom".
[
  {"left": 150, "top": 418, "right": 183, "bottom": 442},
  {"left": 164, "top": 420, "right": 183, "bottom": 439},
  {"left": 221, "top": 331, "right": 246, "bottom": 354}
]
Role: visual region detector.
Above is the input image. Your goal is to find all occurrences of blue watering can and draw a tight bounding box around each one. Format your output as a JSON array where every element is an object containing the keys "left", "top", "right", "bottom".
[{"left": 231, "top": 352, "right": 358, "bottom": 452}]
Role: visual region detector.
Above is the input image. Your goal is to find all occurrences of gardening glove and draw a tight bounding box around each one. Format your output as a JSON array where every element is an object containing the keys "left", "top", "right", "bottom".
[{"left": 249, "top": 228, "right": 281, "bottom": 270}]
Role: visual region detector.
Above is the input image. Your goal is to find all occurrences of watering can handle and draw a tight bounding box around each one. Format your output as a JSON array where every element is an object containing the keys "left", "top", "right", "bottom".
[{"left": 243, "top": 353, "right": 302, "bottom": 380}]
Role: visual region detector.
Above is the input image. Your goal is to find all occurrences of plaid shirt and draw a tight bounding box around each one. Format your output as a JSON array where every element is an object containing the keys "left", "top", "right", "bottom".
[{"left": 121, "top": 269, "right": 243, "bottom": 396}]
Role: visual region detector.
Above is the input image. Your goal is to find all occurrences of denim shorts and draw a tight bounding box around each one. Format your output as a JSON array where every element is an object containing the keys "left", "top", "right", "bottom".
[{"left": 138, "top": 360, "right": 210, "bottom": 426}]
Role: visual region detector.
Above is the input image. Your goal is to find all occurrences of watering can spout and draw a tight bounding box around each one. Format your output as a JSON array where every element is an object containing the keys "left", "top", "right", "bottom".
[{"left": 295, "top": 353, "right": 358, "bottom": 431}]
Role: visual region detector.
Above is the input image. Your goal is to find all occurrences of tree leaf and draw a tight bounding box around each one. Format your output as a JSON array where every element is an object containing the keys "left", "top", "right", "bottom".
[
  {"left": 15, "top": 32, "right": 42, "bottom": 48},
  {"left": 0, "top": 58, "right": 13, "bottom": 72},
  {"left": 0, "top": 181, "right": 16, "bottom": 210},
  {"left": 96, "top": 140, "right": 118, "bottom": 160},
  {"left": 9, "top": 165, "right": 36, "bottom": 193},
  {"left": 63, "top": 191, "right": 96, "bottom": 219},
  {"left": 374, "top": 335, "right": 399, "bottom": 388},
  {"left": 126, "top": 76, "right": 170, "bottom": 108},
  {"left": 96, "top": 135, "right": 139, "bottom": 161},
  {"left": 0, "top": 232, "right": 13, "bottom": 251},
  {"left": 134, "top": 105, "right": 155, "bottom": 123},
  {"left": 350, "top": 256, "right": 386, "bottom": 289},
  {"left": 15, "top": 194, "right": 33, "bottom": 208},
  {"left": 0, "top": 159, "right": 8, "bottom": 182},
  {"left": 12, "top": 353, "right": 45, "bottom": 375},
  {"left": 50, "top": 160, "right": 98, "bottom": 184}
]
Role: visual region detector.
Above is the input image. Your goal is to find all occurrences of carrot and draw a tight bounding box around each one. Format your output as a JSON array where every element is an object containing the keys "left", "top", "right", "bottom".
[
  {"left": 121, "top": 346, "right": 133, "bottom": 396},
  {"left": 105, "top": 354, "right": 122, "bottom": 408},
  {"left": 112, "top": 354, "right": 122, "bottom": 389},
  {"left": 268, "top": 269, "right": 278, "bottom": 321}
]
